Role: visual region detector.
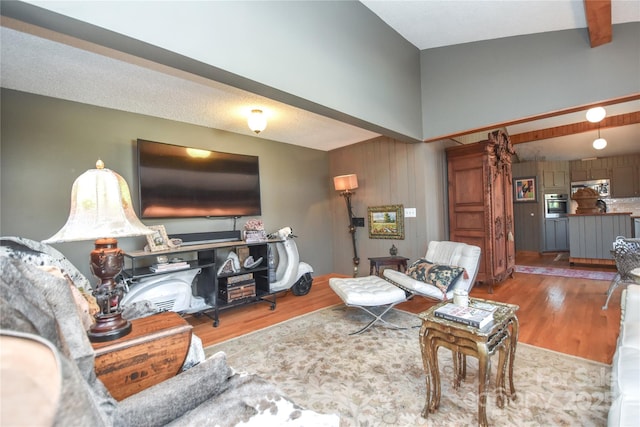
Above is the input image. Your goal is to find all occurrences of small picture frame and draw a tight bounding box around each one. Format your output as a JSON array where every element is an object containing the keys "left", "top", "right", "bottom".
[
  {"left": 368, "top": 204, "right": 405, "bottom": 240},
  {"left": 146, "top": 225, "right": 170, "bottom": 252},
  {"left": 514, "top": 177, "right": 537, "bottom": 202}
]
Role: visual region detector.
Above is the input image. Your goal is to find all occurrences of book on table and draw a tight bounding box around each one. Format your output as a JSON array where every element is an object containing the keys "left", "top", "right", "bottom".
[{"left": 434, "top": 303, "right": 494, "bottom": 328}]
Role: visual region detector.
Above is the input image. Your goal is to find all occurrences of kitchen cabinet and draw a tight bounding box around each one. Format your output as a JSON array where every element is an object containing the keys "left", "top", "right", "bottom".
[
  {"left": 570, "top": 158, "right": 610, "bottom": 181},
  {"left": 568, "top": 213, "right": 633, "bottom": 265},
  {"left": 571, "top": 167, "right": 609, "bottom": 182},
  {"left": 570, "top": 154, "right": 640, "bottom": 194},
  {"left": 611, "top": 165, "right": 640, "bottom": 198},
  {"left": 540, "top": 160, "right": 570, "bottom": 193},
  {"left": 544, "top": 218, "right": 569, "bottom": 251},
  {"left": 447, "top": 130, "right": 515, "bottom": 293},
  {"left": 542, "top": 170, "right": 569, "bottom": 190}
]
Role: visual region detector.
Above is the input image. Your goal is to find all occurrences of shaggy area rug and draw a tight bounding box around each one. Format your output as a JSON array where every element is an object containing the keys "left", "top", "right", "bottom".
[
  {"left": 205, "top": 307, "right": 611, "bottom": 426},
  {"left": 515, "top": 265, "right": 616, "bottom": 281}
]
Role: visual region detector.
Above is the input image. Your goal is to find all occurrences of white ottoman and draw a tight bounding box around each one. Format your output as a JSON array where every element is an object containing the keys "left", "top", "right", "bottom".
[{"left": 329, "top": 276, "right": 407, "bottom": 334}]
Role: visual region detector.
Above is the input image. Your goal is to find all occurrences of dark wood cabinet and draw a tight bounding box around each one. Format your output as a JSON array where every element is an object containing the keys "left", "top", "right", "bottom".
[{"left": 446, "top": 130, "right": 515, "bottom": 293}]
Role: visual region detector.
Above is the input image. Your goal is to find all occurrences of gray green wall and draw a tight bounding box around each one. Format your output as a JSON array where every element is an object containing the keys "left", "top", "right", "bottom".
[
  {"left": 1, "top": 89, "right": 332, "bottom": 282},
  {"left": 421, "top": 22, "right": 640, "bottom": 139}
]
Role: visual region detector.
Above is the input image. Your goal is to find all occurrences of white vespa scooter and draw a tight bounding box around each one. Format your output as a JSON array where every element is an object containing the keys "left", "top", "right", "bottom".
[
  {"left": 268, "top": 226, "right": 314, "bottom": 296},
  {"left": 121, "top": 226, "right": 313, "bottom": 313}
]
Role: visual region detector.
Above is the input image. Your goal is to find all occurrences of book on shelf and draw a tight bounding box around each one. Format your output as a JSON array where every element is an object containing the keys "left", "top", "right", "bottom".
[
  {"left": 224, "top": 279, "right": 256, "bottom": 289},
  {"left": 227, "top": 273, "right": 254, "bottom": 284},
  {"left": 434, "top": 303, "right": 494, "bottom": 329},
  {"left": 150, "top": 262, "right": 189, "bottom": 273}
]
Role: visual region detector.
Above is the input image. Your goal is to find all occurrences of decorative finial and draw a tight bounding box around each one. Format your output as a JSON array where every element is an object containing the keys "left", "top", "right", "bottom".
[{"left": 96, "top": 159, "right": 105, "bottom": 169}]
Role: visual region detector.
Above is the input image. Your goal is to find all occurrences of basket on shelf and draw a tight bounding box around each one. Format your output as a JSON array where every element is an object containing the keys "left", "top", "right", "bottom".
[{"left": 571, "top": 188, "right": 600, "bottom": 214}]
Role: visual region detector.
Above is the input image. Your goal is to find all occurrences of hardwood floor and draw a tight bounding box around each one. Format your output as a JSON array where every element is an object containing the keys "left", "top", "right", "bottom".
[{"left": 185, "top": 251, "right": 622, "bottom": 364}]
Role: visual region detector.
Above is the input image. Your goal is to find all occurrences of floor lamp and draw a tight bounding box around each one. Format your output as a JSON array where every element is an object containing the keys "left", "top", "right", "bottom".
[
  {"left": 334, "top": 174, "right": 360, "bottom": 277},
  {"left": 44, "top": 160, "right": 154, "bottom": 342}
]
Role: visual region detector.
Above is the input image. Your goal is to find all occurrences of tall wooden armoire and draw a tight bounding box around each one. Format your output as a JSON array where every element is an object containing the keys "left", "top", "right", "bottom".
[{"left": 446, "top": 130, "right": 515, "bottom": 293}]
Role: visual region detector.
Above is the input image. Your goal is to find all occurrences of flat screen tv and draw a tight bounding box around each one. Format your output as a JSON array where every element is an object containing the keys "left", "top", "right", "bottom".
[{"left": 137, "top": 139, "right": 261, "bottom": 218}]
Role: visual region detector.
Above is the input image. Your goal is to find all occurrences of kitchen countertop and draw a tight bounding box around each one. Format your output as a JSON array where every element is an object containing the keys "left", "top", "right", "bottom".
[{"left": 568, "top": 212, "right": 633, "bottom": 216}]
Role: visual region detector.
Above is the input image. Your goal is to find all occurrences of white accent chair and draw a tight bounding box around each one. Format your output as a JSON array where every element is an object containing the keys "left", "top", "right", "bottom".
[{"left": 383, "top": 241, "right": 482, "bottom": 301}]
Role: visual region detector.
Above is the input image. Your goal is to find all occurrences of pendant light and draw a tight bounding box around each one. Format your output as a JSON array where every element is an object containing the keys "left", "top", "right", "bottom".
[
  {"left": 593, "top": 127, "right": 607, "bottom": 150},
  {"left": 586, "top": 106, "right": 606, "bottom": 123},
  {"left": 586, "top": 107, "right": 607, "bottom": 150}
]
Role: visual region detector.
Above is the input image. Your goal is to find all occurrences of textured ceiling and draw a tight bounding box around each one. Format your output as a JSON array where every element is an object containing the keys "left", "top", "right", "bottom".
[
  {"left": 1, "top": 1, "right": 639, "bottom": 157},
  {"left": 0, "top": 24, "right": 379, "bottom": 152}
]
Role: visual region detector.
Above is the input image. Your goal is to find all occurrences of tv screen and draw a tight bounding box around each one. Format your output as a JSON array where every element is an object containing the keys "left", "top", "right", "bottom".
[{"left": 137, "top": 139, "right": 261, "bottom": 218}]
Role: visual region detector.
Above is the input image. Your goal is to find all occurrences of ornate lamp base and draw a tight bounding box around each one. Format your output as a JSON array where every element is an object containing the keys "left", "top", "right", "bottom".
[
  {"left": 88, "top": 313, "right": 132, "bottom": 342},
  {"left": 88, "top": 238, "right": 131, "bottom": 343}
]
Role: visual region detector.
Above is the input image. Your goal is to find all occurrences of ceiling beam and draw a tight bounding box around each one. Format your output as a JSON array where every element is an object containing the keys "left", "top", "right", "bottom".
[
  {"left": 423, "top": 93, "right": 640, "bottom": 143},
  {"left": 510, "top": 111, "right": 640, "bottom": 145},
  {"left": 584, "top": 0, "right": 612, "bottom": 47}
]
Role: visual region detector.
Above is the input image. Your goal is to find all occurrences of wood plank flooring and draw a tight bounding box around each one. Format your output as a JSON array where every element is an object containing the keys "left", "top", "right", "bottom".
[{"left": 185, "top": 251, "right": 622, "bottom": 364}]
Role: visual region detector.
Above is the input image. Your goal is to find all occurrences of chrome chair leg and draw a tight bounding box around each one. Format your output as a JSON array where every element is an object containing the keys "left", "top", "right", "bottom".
[{"left": 603, "top": 274, "right": 621, "bottom": 310}]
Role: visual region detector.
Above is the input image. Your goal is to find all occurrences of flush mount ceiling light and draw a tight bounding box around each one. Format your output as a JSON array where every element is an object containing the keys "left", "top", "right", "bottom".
[
  {"left": 586, "top": 106, "right": 606, "bottom": 123},
  {"left": 247, "top": 109, "right": 267, "bottom": 134}
]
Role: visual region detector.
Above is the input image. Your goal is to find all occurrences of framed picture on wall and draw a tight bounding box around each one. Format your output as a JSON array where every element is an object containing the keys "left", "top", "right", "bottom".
[
  {"left": 368, "top": 204, "right": 405, "bottom": 239},
  {"left": 514, "top": 177, "right": 536, "bottom": 202},
  {"left": 146, "top": 225, "right": 170, "bottom": 252}
]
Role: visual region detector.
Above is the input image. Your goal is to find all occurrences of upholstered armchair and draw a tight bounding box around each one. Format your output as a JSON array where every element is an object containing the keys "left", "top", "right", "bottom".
[
  {"left": 383, "top": 240, "right": 482, "bottom": 301},
  {"left": 0, "top": 238, "right": 339, "bottom": 426}
]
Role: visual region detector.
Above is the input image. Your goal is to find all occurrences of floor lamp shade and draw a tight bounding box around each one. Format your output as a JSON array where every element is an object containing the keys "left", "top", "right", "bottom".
[{"left": 334, "top": 174, "right": 358, "bottom": 192}]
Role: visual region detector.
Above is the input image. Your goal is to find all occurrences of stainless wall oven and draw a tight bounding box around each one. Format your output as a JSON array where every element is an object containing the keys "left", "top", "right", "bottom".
[{"left": 544, "top": 194, "right": 569, "bottom": 218}]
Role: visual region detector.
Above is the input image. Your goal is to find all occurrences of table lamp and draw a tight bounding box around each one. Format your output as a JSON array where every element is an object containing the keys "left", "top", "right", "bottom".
[
  {"left": 44, "top": 160, "right": 154, "bottom": 342},
  {"left": 333, "top": 174, "right": 360, "bottom": 276}
]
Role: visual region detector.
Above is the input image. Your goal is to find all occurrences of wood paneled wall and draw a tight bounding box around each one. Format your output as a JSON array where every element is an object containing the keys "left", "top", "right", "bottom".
[
  {"left": 512, "top": 162, "right": 542, "bottom": 252},
  {"left": 328, "top": 136, "right": 451, "bottom": 276}
]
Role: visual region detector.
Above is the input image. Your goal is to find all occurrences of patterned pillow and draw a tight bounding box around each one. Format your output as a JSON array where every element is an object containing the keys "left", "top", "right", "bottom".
[{"left": 405, "top": 259, "right": 466, "bottom": 295}]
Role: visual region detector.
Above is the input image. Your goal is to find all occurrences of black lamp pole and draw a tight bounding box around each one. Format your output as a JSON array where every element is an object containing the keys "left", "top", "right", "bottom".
[{"left": 341, "top": 189, "right": 359, "bottom": 276}]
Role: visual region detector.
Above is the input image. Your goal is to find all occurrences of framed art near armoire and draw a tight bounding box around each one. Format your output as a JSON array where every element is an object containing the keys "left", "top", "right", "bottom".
[{"left": 368, "top": 205, "right": 404, "bottom": 239}]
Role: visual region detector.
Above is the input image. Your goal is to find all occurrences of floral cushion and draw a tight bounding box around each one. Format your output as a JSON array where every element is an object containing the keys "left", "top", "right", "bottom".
[{"left": 405, "top": 259, "right": 465, "bottom": 295}]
